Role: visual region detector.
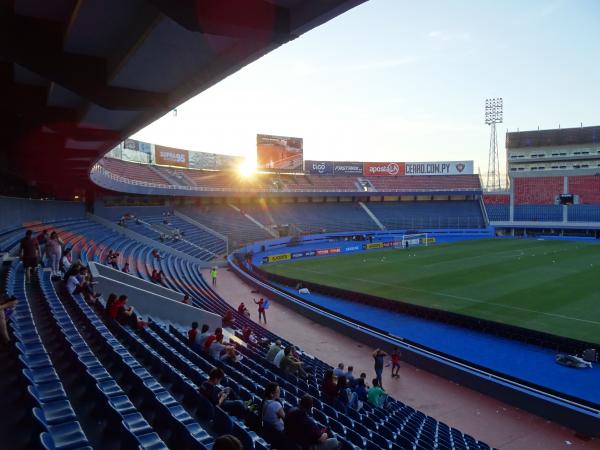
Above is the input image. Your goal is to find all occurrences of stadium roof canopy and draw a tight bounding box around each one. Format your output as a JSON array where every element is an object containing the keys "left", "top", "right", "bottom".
[
  {"left": 506, "top": 125, "right": 600, "bottom": 149},
  {"left": 0, "top": 0, "right": 365, "bottom": 198}
]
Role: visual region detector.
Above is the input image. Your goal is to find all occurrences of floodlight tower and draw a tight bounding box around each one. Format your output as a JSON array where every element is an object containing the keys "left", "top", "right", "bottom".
[{"left": 485, "top": 98, "right": 503, "bottom": 191}]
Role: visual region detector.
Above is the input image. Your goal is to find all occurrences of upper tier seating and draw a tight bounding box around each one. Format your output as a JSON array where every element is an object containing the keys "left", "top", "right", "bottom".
[
  {"left": 568, "top": 175, "right": 600, "bottom": 204},
  {"left": 368, "top": 175, "right": 481, "bottom": 192},
  {"left": 513, "top": 177, "right": 563, "bottom": 204},
  {"left": 99, "top": 157, "right": 170, "bottom": 186},
  {"left": 96, "top": 158, "right": 483, "bottom": 194},
  {"left": 1, "top": 216, "right": 495, "bottom": 450},
  {"left": 367, "top": 201, "right": 485, "bottom": 229},
  {"left": 482, "top": 194, "right": 509, "bottom": 205}
]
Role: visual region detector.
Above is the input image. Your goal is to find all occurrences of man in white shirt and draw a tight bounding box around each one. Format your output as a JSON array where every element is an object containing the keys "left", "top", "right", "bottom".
[{"left": 273, "top": 347, "right": 285, "bottom": 367}]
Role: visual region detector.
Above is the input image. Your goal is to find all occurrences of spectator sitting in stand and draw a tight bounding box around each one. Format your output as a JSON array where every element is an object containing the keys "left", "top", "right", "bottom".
[
  {"left": 345, "top": 366, "right": 355, "bottom": 386},
  {"left": 237, "top": 302, "right": 250, "bottom": 318},
  {"left": 109, "top": 295, "right": 145, "bottom": 329},
  {"left": 266, "top": 340, "right": 282, "bottom": 363},
  {"left": 222, "top": 310, "right": 235, "bottom": 328},
  {"left": 182, "top": 294, "right": 190, "bottom": 305},
  {"left": 284, "top": 395, "right": 339, "bottom": 450},
  {"left": 61, "top": 248, "right": 72, "bottom": 274},
  {"left": 188, "top": 322, "right": 199, "bottom": 346},
  {"left": 122, "top": 262, "right": 130, "bottom": 274},
  {"left": 321, "top": 370, "right": 338, "bottom": 403},
  {"left": 353, "top": 376, "right": 368, "bottom": 403},
  {"left": 194, "top": 324, "right": 211, "bottom": 351},
  {"left": 150, "top": 269, "right": 161, "bottom": 284},
  {"left": 203, "top": 327, "right": 223, "bottom": 353},
  {"left": 280, "top": 346, "right": 307, "bottom": 378},
  {"left": 261, "top": 382, "right": 286, "bottom": 448},
  {"left": 367, "top": 378, "right": 387, "bottom": 408},
  {"left": 152, "top": 249, "right": 162, "bottom": 261},
  {"left": 333, "top": 363, "right": 345, "bottom": 378},
  {"left": 199, "top": 367, "right": 246, "bottom": 418}
]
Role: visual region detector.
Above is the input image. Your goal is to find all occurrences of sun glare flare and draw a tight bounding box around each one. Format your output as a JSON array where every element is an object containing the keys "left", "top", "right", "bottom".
[{"left": 238, "top": 158, "right": 256, "bottom": 178}]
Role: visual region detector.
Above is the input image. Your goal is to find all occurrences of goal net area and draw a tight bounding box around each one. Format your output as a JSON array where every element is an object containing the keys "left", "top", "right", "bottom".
[{"left": 401, "top": 233, "right": 435, "bottom": 247}]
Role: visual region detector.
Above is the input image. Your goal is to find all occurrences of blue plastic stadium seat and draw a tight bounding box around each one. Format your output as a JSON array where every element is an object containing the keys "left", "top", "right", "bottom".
[
  {"left": 122, "top": 413, "right": 153, "bottom": 436},
  {"left": 33, "top": 402, "right": 77, "bottom": 426},
  {"left": 28, "top": 383, "right": 68, "bottom": 404},
  {"left": 40, "top": 422, "right": 88, "bottom": 450},
  {"left": 137, "top": 432, "right": 169, "bottom": 450},
  {"left": 22, "top": 367, "right": 60, "bottom": 385},
  {"left": 108, "top": 395, "right": 138, "bottom": 415}
]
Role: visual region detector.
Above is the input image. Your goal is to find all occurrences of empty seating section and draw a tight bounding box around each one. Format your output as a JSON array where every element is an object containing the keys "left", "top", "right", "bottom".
[
  {"left": 567, "top": 205, "right": 600, "bottom": 222},
  {"left": 180, "top": 205, "right": 273, "bottom": 246},
  {"left": 482, "top": 194, "right": 509, "bottom": 205},
  {"left": 100, "top": 157, "right": 170, "bottom": 186},
  {"left": 367, "top": 201, "right": 485, "bottom": 229},
  {"left": 97, "top": 158, "right": 484, "bottom": 194},
  {"left": 484, "top": 205, "right": 510, "bottom": 221},
  {"left": 264, "top": 202, "right": 378, "bottom": 233},
  {"left": 94, "top": 206, "right": 226, "bottom": 259},
  {"left": 568, "top": 175, "right": 600, "bottom": 204},
  {"left": 368, "top": 175, "right": 481, "bottom": 192},
  {"left": 513, "top": 177, "right": 563, "bottom": 204},
  {"left": 1, "top": 214, "right": 495, "bottom": 450},
  {"left": 513, "top": 205, "right": 563, "bottom": 222}
]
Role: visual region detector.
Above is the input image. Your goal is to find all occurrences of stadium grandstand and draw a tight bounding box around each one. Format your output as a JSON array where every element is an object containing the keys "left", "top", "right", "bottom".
[
  {"left": 483, "top": 125, "right": 600, "bottom": 233},
  {"left": 0, "top": 2, "right": 598, "bottom": 450}
]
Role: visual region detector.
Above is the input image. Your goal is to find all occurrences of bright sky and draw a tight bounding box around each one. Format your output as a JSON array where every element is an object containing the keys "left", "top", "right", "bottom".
[{"left": 132, "top": 0, "right": 600, "bottom": 177}]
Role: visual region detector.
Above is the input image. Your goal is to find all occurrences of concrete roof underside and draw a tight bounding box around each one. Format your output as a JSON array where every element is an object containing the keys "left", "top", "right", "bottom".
[{"left": 0, "top": 0, "right": 366, "bottom": 198}]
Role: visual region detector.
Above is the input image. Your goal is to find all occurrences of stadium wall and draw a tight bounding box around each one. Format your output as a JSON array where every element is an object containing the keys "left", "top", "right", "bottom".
[{"left": 0, "top": 196, "right": 85, "bottom": 229}]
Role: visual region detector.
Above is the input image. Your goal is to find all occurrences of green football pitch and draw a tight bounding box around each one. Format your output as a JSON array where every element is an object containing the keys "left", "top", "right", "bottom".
[{"left": 262, "top": 239, "right": 600, "bottom": 344}]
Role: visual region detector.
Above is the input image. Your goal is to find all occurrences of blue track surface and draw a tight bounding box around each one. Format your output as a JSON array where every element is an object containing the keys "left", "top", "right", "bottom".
[{"left": 273, "top": 282, "right": 600, "bottom": 406}]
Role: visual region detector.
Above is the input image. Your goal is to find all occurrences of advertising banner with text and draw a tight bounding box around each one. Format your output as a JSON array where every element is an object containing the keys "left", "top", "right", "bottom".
[
  {"left": 154, "top": 145, "right": 189, "bottom": 168},
  {"left": 405, "top": 161, "right": 473, "bottom": 176},
  {"left": 304, "top": 160, "right": 334, "bottom": 175},
  {"left": 363, "top": 162, "right": 406, "bottom": 177},
  {"left": 333, "top": 161, "right": 364, "bottom": 175}
]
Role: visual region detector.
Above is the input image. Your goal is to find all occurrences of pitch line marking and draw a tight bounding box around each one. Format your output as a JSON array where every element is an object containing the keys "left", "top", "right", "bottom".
[{"left": 289, "top": 267, "right": 600, "bottom": 326}]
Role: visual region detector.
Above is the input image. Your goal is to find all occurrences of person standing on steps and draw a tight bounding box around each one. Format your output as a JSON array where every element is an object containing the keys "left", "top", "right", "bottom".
[
  {"left": 372, "top": 348, "right": 387, "bottom": 388},
  {"left": 391, "top": 347, "right": 401, "bottom": 378},
  {"left": 254, "top": 297, "right": 268, "bottom": 324},
  {"left": 210, "top": 266, "right": 218, "bottom": 287},
  {"left": 20, "top": 229, "right": 40, "bottom": 284}
]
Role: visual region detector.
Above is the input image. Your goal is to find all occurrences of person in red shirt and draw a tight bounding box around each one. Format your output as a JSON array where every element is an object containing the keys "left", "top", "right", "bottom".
[
  {"left": 222, "top": 310, "right": 235, "bottom": 328},
  {"left": 182, "top": 294, "right": 190, "bottom": 305},
  {"left": 20, "top": 230, "right": 40, "bottom": 283},
  {"left": 188, "top": 322, "right": 199, "bottom": 345},
  {"left": 203, "top": 327, "right": 223, "bottom": 353},
  {"left": 254, "top": 298, "right": 267, "bottom": 324},
  {"left": 321, "top": 370, "right": 337, "bottom": 403},
  {"left": 391, "top": 347, "right": 401, "bottom": 378}
]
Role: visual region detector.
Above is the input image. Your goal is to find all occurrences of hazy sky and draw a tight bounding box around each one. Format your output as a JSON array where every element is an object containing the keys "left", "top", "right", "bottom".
[{"left": 133, "top": 0, "right": 600, "bottom": 177}]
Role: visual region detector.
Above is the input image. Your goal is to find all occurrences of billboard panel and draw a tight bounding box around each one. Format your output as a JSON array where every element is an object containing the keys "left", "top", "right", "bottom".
[
  {"left": 154, "top": 145, "right": 189, "bottom": 168},
  {"left": 305, "top": 160, "right": 333, "bottom": 175},
  {"left": 189, "top": 151, "right": 244, "bottom": 170},
  {"left": 363, "top": 162, "right": 405, "bottom": 177},
  {"left": 405, "top": 161, "right": 473, "bottom": 176},
  {"left": 333, "top": 161, "right": 363, "bottom": 175},
  {"left": 257, "top": 134, "right": 303, "bottom": 171}
]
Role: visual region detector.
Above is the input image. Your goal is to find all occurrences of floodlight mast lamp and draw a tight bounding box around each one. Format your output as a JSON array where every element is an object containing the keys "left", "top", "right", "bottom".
[{"left": 485, "top": 97, "right": 503, "bottom": 191}]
